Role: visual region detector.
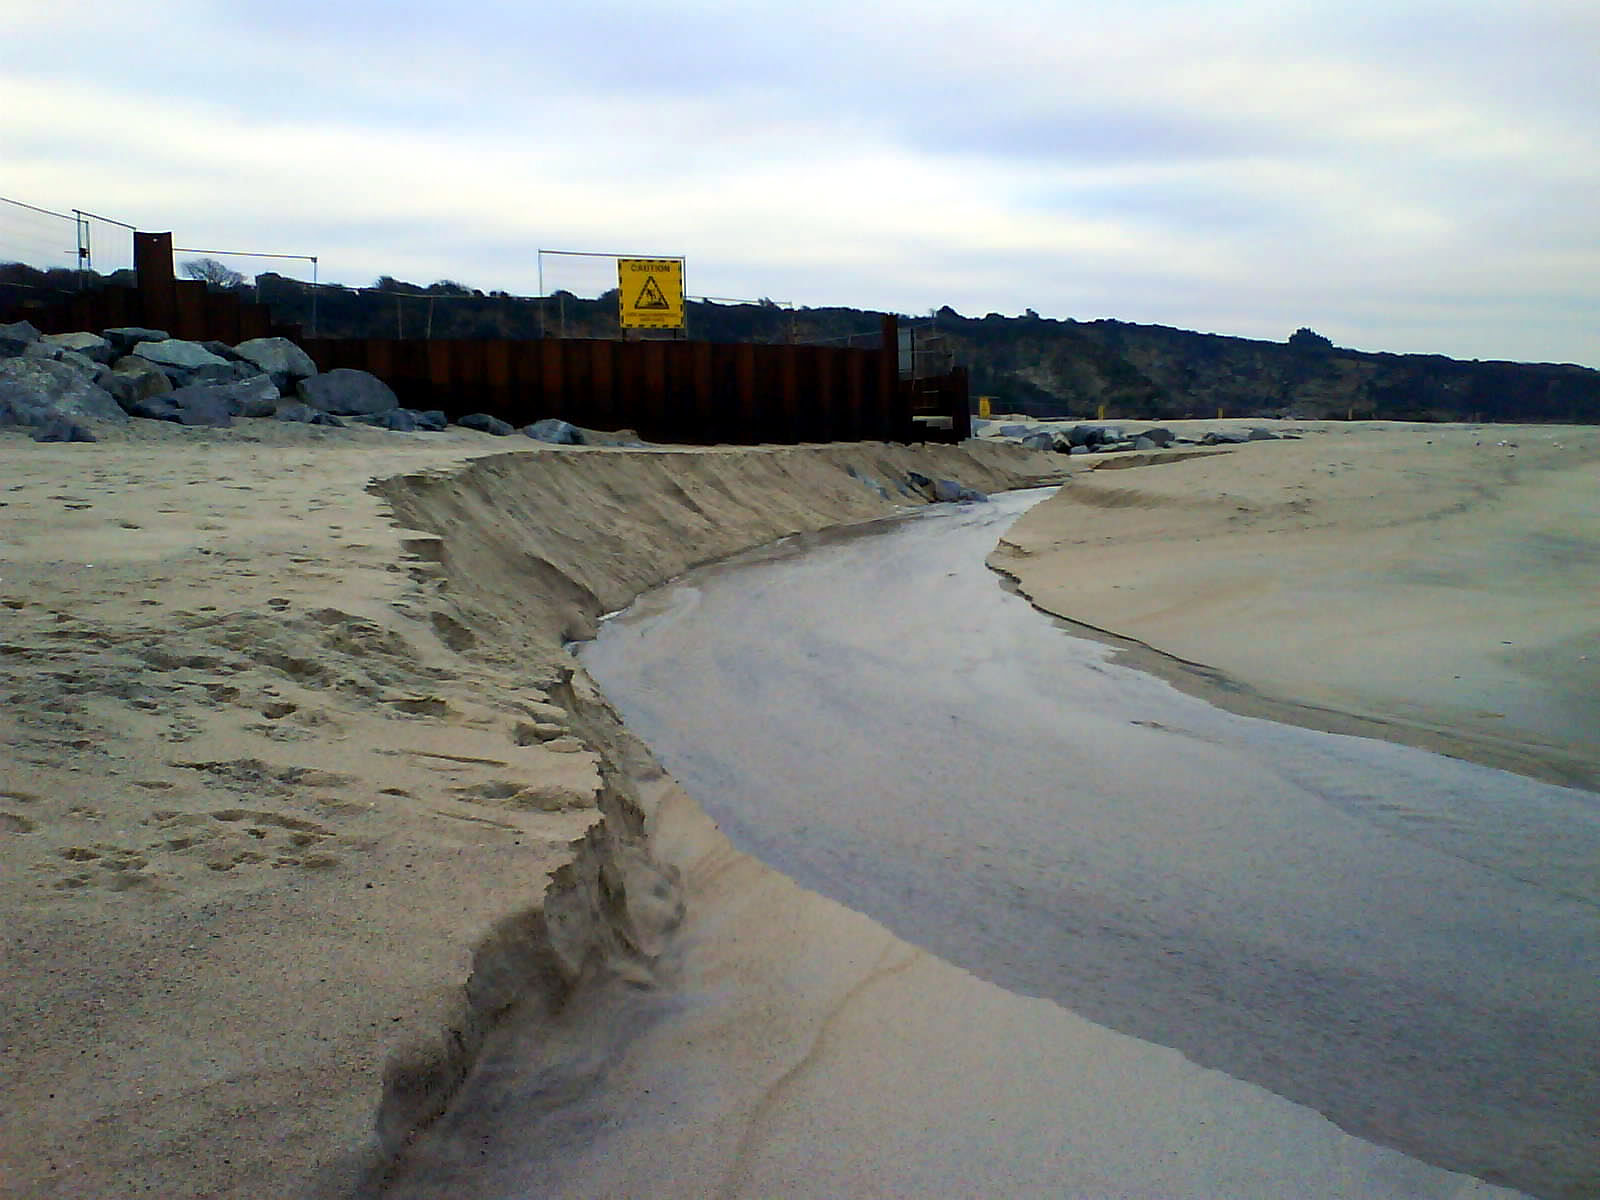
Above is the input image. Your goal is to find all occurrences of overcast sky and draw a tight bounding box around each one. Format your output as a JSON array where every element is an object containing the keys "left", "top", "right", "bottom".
[{"left": 4, "top": 0, "right": 1596, "bottom": 366}]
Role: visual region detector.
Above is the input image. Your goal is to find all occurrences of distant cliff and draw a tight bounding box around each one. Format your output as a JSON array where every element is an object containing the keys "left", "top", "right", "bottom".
[
  {"left": 938, "top": 310, "right": 1600, "bottom": 423},
  {"left": 6, "top": 263, "right": 1596, "bottom": 424}
]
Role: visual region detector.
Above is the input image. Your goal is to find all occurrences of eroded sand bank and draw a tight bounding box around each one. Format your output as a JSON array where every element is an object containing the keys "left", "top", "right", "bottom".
[{"left": 0, "top": 424, "right": 1056, "bottom": 1198}]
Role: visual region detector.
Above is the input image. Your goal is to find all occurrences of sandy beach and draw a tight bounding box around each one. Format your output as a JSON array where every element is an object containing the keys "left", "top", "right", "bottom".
[
  {"left": 2, "top": 417, "right": 1589, "bottom": 1198},
  {"left": 991, "top": 420, "right": 1600, "bottom": 791},
  {"left": 0, "top": 423, "right": 1054, "bottom": 1197}
]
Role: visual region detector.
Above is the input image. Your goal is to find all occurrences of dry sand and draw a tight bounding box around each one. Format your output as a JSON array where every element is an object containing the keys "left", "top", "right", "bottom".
[
  {"left": 0, "top": 422, "right": 1056, "bottom": 1198},
  {"left": 990, "top": 420, "right": 1600, "bottom": 791}
]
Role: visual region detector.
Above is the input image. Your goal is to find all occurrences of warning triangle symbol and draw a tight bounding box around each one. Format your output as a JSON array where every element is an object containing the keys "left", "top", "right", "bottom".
[{"left": 634, "top": 274, "right": 671, "bottom": 310}]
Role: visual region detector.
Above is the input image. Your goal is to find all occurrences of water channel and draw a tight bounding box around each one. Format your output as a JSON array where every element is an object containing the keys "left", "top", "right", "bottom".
[{"left": 580, "top": 487, "right": 1600, "bottom": 1199}]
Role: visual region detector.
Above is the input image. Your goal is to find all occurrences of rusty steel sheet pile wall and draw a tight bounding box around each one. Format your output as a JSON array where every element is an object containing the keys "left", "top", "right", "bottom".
[
  {"left": 298, "top": 330, "right": 920, "bottom": 444},
  {"left": 5, "top": 230, "right": 970, "bottom": 444}
]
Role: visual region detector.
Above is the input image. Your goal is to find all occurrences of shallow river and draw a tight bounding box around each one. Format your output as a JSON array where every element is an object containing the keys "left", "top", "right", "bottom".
[{"left": 581, "top": 487, "right": 1600, "bottom": 1200}]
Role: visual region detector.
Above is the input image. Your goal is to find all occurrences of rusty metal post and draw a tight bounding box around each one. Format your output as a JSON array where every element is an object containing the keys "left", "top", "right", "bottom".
[
  {"left": 950, "top": 366, "right": 972, "bottom": 440},
  {"left": 876, "top": 314, "right": 900, "bottom": 441},
  {"left": 133, "top": 231, "right": 177, "bottom": 334}
]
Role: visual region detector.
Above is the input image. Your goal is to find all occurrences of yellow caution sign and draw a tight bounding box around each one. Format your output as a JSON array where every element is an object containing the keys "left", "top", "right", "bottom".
[{"left": 617, "top": 258, "right": 685, "bottom": 329}]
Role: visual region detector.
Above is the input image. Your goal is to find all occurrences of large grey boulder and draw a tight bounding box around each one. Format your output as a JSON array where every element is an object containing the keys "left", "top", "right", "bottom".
[
  {"left": 1137, "top": 427, "right": 1175, "bottom": 448},
  {"left": 114, "top": 352, "right": 193, "bottom": 389},
  {"left": 187, "top": 361, "right": 261, "bottom": 386},
  {"left": 131, "top": 338, "right": 230, "bottom": 371},
  {"left": 58, "top": 350, "right": 101, "bottom": 374},
  {"left": 41, "top": 332, "right": 114, "bottom": 364},
  {"left": 172, "top": 395, "right": 236, "bottom": 427},
  {"left": 0, "top": 321, "right": 41, "bottom": 358},
  {"left": 227, "top": 375, "right": 283, "bottom": 417},
  {"left": 101, "top": 327, "right": 169, "bottom": 355},
  {"left": 0, "top": 357, "right": 126, "bottom": 425},
  {"left": 123, "top": 393, "right": 183, "bottom": 422},
  {"left": 1020, "top": 431, "right": 1057, "bottom": 452},
  {"left": 104, "top": 358, "right": 174, "bottom": 411},
  {"left": 359, "top": 408, "right": 419, "bottom": 432},
  {"left": 174, "top": 375, "right": 280, "bottom": 419},
  {"left": 524, "top": 418, "right": 583, "bottom": 445},
  {"left": 297, "top": 368, "right": 398, "bottom": 416},
  {"left": 234, "top": 337, "right": 317, "bottom": 391},
  {"left": 413, "top": 409, "right": 448, "bottom": 432},
  {"left": 932, "top": 478, "right": 988, "bottom": 503},
  {"left": 31, "top": 415, "right": 97, "bottom": 443},
  {"left": 128, "top": 386, "right": 232, "bottom": 427},
  {"left": 1078, "top": 424, "right": 1125, "bottom": 448},
  {"left": 1202, "top": 429, "right": 1251, "bottom": 445},
  {"left": 457, "top": 412, "right": 515, "bottom": 436},
  {"left": 201, "top": 340, "right": 246, "bottom": 363},
  {"left": 357, "top": 407, "right": 447, "bottom": 433},
  {"left": 274, "top": 402, "right": 345, "bottom": 427}
]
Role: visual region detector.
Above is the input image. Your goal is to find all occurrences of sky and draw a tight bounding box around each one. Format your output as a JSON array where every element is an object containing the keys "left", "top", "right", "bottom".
[{"left": 3, "top": 0, "right": 1596, "bottom": 367}]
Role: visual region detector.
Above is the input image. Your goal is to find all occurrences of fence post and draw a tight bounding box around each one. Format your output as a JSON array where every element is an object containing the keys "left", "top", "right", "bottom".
[
  {"left": 133, "top": 231, "right": 177, "bottom": 334},
  {"left": 877, "top": 314, "right": 899, "bottom": 441},
  {"left": 950, "top": 365, "right": 971, "bottom": 441}
]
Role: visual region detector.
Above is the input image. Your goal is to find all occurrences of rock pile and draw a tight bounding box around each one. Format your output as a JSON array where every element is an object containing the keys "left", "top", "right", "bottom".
[
  {"left": 0, "top": 320, "right": 581, "bottom": 445},
  {"left": 976, "top": 419, "right": 1286, "bottom": 455}
]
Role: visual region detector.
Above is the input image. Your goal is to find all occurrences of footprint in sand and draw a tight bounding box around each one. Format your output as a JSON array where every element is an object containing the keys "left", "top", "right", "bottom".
[
  {"left": 47, "top": 843, "right": 159, "bottom": 892},
  {"left": 140, "top": 807, "right": 342, "bottom": 873}
]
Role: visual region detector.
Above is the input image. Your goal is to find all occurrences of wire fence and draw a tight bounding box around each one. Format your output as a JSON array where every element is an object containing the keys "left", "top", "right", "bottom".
[
  {"left": 0, "top": 196, "right": 77, "bottom": 278},
  {"left": 1, "top": 196, "right": 137, "bottom": 305},
  {"left": 0, "top": 197, "right": 135, "bottom": 277},
  {"left": 78, "top": 209, "right": 136, "bottom": 277},
  {"left": 171, "top": 244, "right": 319, "bottom": 333},
  {"left": 2, "top": 194, "right": 907, "bottom": 352}
]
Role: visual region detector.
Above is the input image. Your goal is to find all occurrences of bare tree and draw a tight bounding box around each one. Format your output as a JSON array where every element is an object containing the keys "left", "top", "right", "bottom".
[{"left": 182, "top": 257, "right": 245, "bottom": 289}]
